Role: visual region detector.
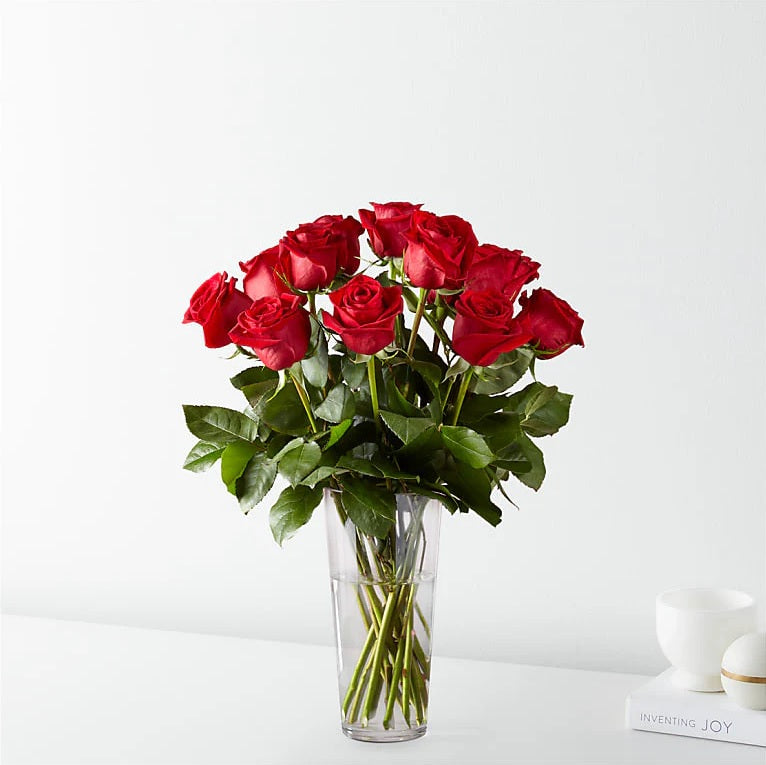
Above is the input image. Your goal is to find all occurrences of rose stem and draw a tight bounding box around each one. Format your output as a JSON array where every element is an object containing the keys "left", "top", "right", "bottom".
[
  {"left": 406, "top": 288, "right": 427, "bottom": 358},
  {"left": 308, "top": 292, "right": 316, "bottom": 316},
  {"left": 416, "top": 603, "right": 431, "bottom": 639},
  {"left": 342, "top": 621, "right": 377, "bottom": 716},
  {"left": 439, "top": 377, "right": 456, "bottom": 420},
  {"left": 383, "top": 583, "right": 417, "bottom": 728},
  {"left": 449, "top": 368, "right": 473, "bottom": 426},
  {"left": 400, "top": 594, "right": 415, "bottom": 726},
  {"left": 361, "top": 589, "right": 398, "bottom": 726},
  {"left": 367, "top": 356, "right": 381, "bottom": 430},
  {"left": 290, "top": 372, "right": 318, "bottom": 433},
  {"left": 431, "top": 294, "right": 442, "bottom": 355}
]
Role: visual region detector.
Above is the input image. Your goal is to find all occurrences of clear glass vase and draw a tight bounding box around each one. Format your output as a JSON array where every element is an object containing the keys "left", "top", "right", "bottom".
[{"left": 324, "top": 489, "right": 441, "bottom": 742}]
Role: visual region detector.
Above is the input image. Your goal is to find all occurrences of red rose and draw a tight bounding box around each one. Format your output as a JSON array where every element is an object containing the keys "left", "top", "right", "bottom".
[
  {"left": 229, "top": 294, "right": 311, "bottom": 370},
  {"left": 313, "top": 215, "right": 364, "bottom": 274},
  {"left": 452, "top": 289, "right": 533, "bottom": 367},
  {"left": 183, "top": 272, "right": 252, "bottom": 349},
  {"left": 321, "top": 274, "right": 403, "bottom": 355},
  {"left": 240, "top": 246, "right": 291, "bottom": 300},
  {"left": 279, "top": 214, "right": 363, "bottom": 291},
  {"left": 517, "top": 288, "right": 584, "bottom": 359},
  {"left": 403, "top": 211, "right": 478, "bottom": 290},
  {"left": 359, "top": 202, "right": 422, "bottom": 259},
  {"left": 465, "top": 244, "right": 540, "bottom": 302}
]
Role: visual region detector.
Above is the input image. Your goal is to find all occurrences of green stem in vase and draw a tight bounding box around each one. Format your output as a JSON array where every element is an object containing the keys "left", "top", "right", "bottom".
[
  {"left": 449, "top": 368, "right": 473, "bottom": 426},
  {"left": 401, "top": 593, "right": 415, "bottom": 726},
  {"left": 361, "top": 589, "right": 398, "bottom": 726},
  {"left": 342, "top": 621, "right": 377, "bottom": 716}
]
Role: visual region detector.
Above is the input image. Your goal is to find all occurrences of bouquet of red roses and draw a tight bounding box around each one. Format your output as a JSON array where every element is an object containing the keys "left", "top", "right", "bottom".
[{"left": 182, "top": 202, "right": 583, "bottom": 739}]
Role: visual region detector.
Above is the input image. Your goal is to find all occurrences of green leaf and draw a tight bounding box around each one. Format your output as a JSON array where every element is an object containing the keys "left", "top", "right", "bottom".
[
  {"left": 522, "top": 392, "right": 572, "bottom": 437},
  {"left": 260, "top": 385, "right": 311, "bottom": 435},
  {"left": 341, "top": 357, "right": 367, "bottom": 388},
  {"left": 409, "top": 360, "right": 442, "bottom": 396},
  {"left": 410, "top": 485, "right": 460, "bottom": 514},
  {"left": 324, "top": 419, "right": 352, "bottom": 449},
  {"left": 336, "top": 456, "right": 382, "bottom": 478},
  {"left": 266, "top": 434, "right": 293, "bottom": 458},
  {"left": 240, "top": 379, "right": 278, "bottom": 409},
  {"left": 270, "top": 437, "right": 304, "bottom": 462},
  {"left": 183, "top": 441, "right": 225, "bottom": 473},
  {"left": 440, "top": 426, "right": 495, "bottom": 469},
  {"left": 473, "top": 413, "right": 523, "bottom": 458},
  {"left": 506, "top": 382, "right": 573, "bottom": 437},
  {"left": 301, "top": 324, "right": 329, "bottom": 388},
  {"left": 370, "top": 455, "right": 419, "bottom": 481},
  {"left": 384, "top": 374, "right": 422, "bottom": 417},
  {"left": 338, "top": 476, "right": 396, "bottom": 538},
  {"left": 300, "top": 465, "right": 338, "bottom": 488},
  {"left": 444, "top": 356, "right": 471, "bottom": 381},
  {"left": 323, "top": 420, "right": 377, "bottom": 457},
  {"left": 269, "top": 485, "right": 322, "bottom": 545},
  {"left": 442, "top": 465, "right": 503, "bottom": 526},
  {"left": 379, "top": 411, "right": 433, "bottom": 444},
  {"left": 522, "top": 384, "right": 558, "bottom": 417},
  {"left": 395, "top": 425, "right": 442, "bottom": 458},
  {"left": 230, "top": 366, "right": 278, "bottom": 390},
  {"left": 278, "top": 441, "right": 322, "bottom": 487},
  {"left": 472, "top": 348, "right": 534, "bottom": 395},
  {"left": 460, "top": 394, "right": 512, "bottom": 422},
  {"left": 314, "top": 384, "right": 356, "bottom": 423},
  {"left": 221, "top": 441, "right": 258, "bottom": 494},
  {"left": 183, "top": 405, "right": 259, "bottom": 445},
  {"left": 511, "top": 434, "right": 546, "bottom": 490},
  {"left": 236, "top": 454, "right": 278, "bottom": 513}
]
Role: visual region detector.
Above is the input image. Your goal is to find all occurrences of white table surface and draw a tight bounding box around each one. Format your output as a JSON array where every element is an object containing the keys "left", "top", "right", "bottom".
[{"left": 2, "top": 615, "right": 762, "bottom": 764}]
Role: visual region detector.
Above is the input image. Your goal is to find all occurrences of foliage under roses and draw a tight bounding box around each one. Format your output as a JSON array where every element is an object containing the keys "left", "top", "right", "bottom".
[{"left": 183, "top": 202, "right": 584, "bottom": 544}]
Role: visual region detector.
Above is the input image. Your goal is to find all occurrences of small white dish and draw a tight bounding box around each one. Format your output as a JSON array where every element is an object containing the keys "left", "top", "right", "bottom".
[
  {"left": 721, "top": 632, "right": 766, "bottom": 710},
  {"left": 656, "top": 587, "right": 756, "bottom": 692}
]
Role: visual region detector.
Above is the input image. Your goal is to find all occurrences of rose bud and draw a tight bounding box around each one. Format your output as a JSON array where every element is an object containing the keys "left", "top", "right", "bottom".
[
  {"left": 229, "top": 294, "right": 311, "bottom": 370},
  {"left": 403, "top": 210, "right": 478, "bottom": 290},
  {"left": 240, "top": 245, "right": 292, "bottom": 300},
  {"left": 517, "top": 288, "right": 584, "bottom": 359},
  {"left": 359, "top": 202, "right": 422, "bottom": 259},
  {"left": 452, "top": 289, "right": 534, "bottom": 367},
  {"left": 465, "top": 244, "right": 540, "bottom": 303},
  {"left": 321, "top": 274, "right": 403, "bottom": 355},
  {"left": 183, "top": 272, "right": 252, "bottom": 349},
  {"left": 279, "top": 214, "right": 363, "bottom": 291}
]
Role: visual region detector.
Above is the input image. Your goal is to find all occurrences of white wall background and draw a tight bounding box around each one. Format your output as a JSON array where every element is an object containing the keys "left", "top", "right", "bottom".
[{"left": 3, "top": 1, "right": 765, "bottom": 675}]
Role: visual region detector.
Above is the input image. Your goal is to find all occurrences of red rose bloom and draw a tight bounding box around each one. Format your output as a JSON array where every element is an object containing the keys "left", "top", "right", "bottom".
[
  {"left": 313, "top": 214, "right": 364, "bottom": 274},
  {"left": 183, "top": 272, "right": 252, "bottom": 349},
  {"left": 403, "top": 211, "right": 478, "bottom": 290},
  {"left": 279, "top": 214, "right": 363, "bottom": 291},
  {"left": 452, "top": 289, "right": 533, "bottom": 367},
  {"left": 321, "top": 275, "right": 403, "bottom": 355},
  {"left": 517, "top": 288, "right": 584, "bottom": 359},
  {"left": 359, "top": 202, "right": 422, "bottom": 259},
  {"left": 240, "top": 246, "right": 291, "bottom": 300},
  {"left": 465, "top": 244, "right": 540, "bottom": 302},
  {"left": 229, "top": 294, "right": 311, "bottom": 370}
]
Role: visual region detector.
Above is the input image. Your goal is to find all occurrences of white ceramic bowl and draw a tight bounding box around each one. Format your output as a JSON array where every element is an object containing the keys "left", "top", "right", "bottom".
[
  {"left": 656, "top": 587, "right": 756, "bottom": 692},
  {"left": 721, "top": 632, "right": 766, "bottom": 710}
]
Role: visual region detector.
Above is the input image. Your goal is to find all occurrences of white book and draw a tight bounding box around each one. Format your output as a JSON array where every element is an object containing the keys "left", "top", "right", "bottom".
[{"left": 626, "top": 669, "right": 766, "bottom": 747}]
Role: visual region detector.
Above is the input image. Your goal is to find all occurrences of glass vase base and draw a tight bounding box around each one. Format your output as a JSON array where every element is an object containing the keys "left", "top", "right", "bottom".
[{"left": 342, "top": 724, "right": 427, "bottom": 743}]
